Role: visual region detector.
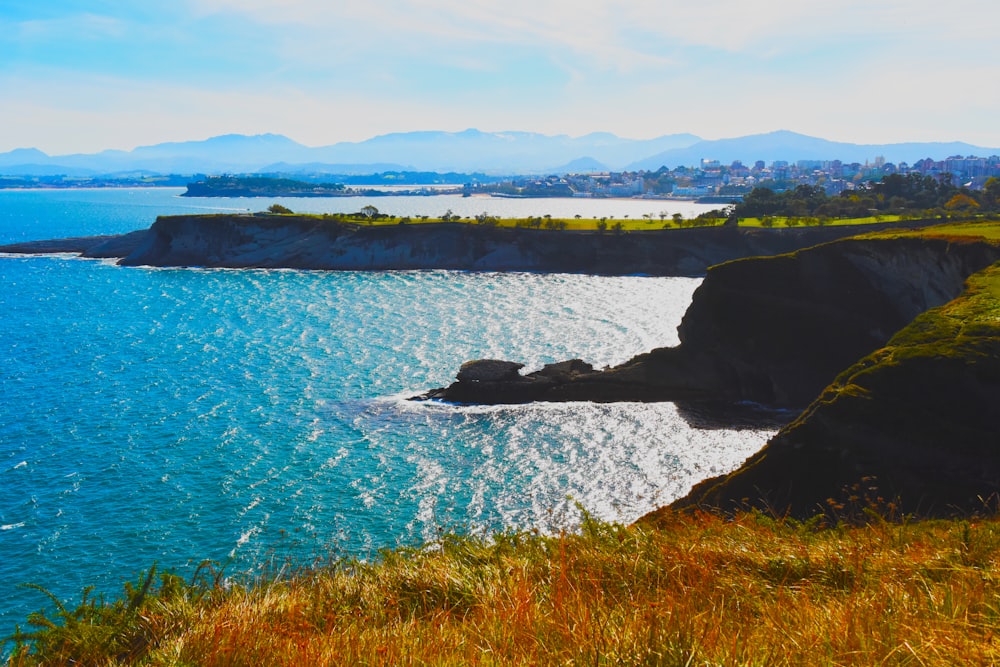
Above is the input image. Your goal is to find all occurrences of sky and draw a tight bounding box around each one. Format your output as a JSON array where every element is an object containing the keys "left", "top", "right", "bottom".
[{"left": 3, "top": 0, "right": 1000, "bottom": 154}]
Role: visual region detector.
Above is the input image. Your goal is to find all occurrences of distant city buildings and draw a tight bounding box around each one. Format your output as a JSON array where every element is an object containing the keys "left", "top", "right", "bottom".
[{"left": 465, "top": 154, "right": 1000, "bottom": 200}]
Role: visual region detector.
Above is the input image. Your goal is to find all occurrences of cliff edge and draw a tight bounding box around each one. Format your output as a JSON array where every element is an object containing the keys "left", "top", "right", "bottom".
[
  {"left": 115, "top": 214, "right": 941, "bottom": 276},
  {"left": 659, "top": 260, "right": 1000, "bottom": 519}
]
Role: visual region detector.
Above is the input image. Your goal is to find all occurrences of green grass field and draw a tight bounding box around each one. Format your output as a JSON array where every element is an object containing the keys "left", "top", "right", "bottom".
[{"left": 268, "top": 209, "right": 1000, "bottom": 233}]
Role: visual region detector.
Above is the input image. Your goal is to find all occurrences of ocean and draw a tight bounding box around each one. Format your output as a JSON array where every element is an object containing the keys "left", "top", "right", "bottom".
[{"left": 0, "top": 188, "right": 773, "bottom": 639}]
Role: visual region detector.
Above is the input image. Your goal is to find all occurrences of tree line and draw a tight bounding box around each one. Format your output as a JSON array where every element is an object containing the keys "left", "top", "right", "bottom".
[{"left": 728, "top": 174, "right": 1000, "bottom": 220}]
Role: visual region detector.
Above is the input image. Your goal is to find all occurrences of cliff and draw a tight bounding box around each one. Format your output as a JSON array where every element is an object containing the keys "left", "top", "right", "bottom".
[
  {"left": 0, "top": 230, "right": 147, "bottom": 258},
  {"left": 419, "top": 225, "right": 1000, "bottom": 519},
  {"left": 114, "top": 214, "right": 941, "bottom": 275},
  {"left": 662, "top": 260, "right": 1000, "bottom": 519},
  {"left": 0, "top": 213, "right": 955, "bottom": 277},
  {"left": 426, "top": 234, "right": 1000, "bottom": 409}
]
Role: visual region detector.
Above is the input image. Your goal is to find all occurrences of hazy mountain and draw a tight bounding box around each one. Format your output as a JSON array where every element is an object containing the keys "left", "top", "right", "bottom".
[
  {"left": 546, "top": 156, "right": 610, "bottom": 174},
  {"left": 0, "top": 147, "right": 102, "bottom": 177},
  {"left": 304, "top": 129, "right": 701, "bottom": 172},
  {"left": 628, "top": 130, "right": 1000, "bottom": 170},
  {"left": 0, "top": 130, "right": 701, "bottom": 175},
  {"left": 64, "top": 134, "right": 315, "bottom": 174},
  {"left": 0, "top": 163, "right": 99, "bottom": 177},
  {"left": 2, "top": 129, "right": 998, "bottom": 177},
  {"left": 257, "top": 162, "right": 413, "bottom": 176},
  {"left": 0, "top": 148, "right": 50, "bottom": 166}
]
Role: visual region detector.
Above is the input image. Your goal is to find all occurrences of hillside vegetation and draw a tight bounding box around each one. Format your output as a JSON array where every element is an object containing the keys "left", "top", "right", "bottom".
[{"left": 7, "top": 511, "right": 1000, "bottom": 666}]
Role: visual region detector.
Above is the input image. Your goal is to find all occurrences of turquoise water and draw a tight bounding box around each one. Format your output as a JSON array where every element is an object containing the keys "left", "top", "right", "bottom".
[{"left": 0, "top": 189, "right": 772, "bottom": 639}]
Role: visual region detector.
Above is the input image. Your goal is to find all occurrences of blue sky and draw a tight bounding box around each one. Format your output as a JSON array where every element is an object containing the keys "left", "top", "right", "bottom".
[{"left": 3, "top": 0, "right": 999, "bottom": 154}]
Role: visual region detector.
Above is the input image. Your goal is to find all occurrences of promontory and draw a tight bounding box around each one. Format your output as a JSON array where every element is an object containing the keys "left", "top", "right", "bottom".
[{"left": 0, "top": 213, "right": 952, "bottom": 275}]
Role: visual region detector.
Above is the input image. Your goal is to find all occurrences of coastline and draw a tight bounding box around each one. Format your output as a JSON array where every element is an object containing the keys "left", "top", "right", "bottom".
[{"left": 0, "top": 213, "right": 952, "bottom": 276}]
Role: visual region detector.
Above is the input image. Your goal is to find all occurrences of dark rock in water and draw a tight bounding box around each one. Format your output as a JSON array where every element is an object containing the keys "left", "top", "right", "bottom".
[
  {"left": 418, "top": 358, "right": 600, "bottom": 404},
  {"left": 456, "top": 359, "right": 525, "bottom": 382},
  {"left": 0, "top": 230, "right": 148, "bottom": 257},
  {"left": 533, "top": 359, "right": 594, "bottom": 380}
]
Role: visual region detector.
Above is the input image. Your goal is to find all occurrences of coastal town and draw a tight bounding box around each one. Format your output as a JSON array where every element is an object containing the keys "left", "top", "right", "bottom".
[{"left": 466, "top": 153, "right": 1000, "bottom": 200}]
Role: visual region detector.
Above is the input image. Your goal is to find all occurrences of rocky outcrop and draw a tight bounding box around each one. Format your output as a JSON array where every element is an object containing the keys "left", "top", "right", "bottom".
[
  {"left": 0, "top": 230, "right": 148, "bottom": 258},
  {"left": 418, "top": 359, "right": 604, "bottom": 404},
  {"left": 424, "top": 235, "right": 1000, "bottom": 408},
  {"left": 456, "top": 359, "right": 526, "bottom": 382},
  {"left": 658, "top": 261, "right": 1000, "bottom": 519}
]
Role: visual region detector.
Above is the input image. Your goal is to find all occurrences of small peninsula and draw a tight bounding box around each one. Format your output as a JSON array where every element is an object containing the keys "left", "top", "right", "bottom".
[
  {"left": 181, "top": 175, "right": 464, "bottom": 197},
  {"left": 426, "top": 233, "right": 1000, "bottom": 408}
]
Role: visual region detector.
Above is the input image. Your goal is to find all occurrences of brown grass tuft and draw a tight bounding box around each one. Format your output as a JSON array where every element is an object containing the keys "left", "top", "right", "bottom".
[{"left": 8, "top": 512, "right": 1000, "bottom": 665}]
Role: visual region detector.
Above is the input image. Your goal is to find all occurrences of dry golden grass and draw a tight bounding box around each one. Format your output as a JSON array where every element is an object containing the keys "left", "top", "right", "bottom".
[{"left": 9, "top": 510, "right": 1000, "bottom": 666}]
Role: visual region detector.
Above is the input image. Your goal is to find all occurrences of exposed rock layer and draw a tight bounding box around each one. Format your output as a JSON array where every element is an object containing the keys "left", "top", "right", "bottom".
[
  {"left": 0, "top": 230, "right": 148, "bottom": 258},
  {"left": 657, "top": 261, "right": 1000, "bottom": 519},
  {"left": 113, "top": 214, "right": 945, "bottom": 275}
]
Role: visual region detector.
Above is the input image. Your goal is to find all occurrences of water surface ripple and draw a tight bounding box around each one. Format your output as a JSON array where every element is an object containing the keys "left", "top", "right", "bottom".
[{"left": 0, "top": 190, "right": 770, "bottom": 637}]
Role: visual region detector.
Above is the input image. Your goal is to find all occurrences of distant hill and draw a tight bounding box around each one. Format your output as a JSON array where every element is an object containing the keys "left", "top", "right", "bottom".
[
  {"left": 0, "top": 130, "right": 700, "bottom": 176},
  {"left": 257, "top": 162, "right": 412, "bottom": 176},
  {"left": 2, "top": 129, "right": 998, "bottom": 177},
  {"left": 627, "top": 130, "right": 1000, "bottom": 170},
  {"left": 547, "top": 156, "right": 610, "bottom": 173},
  {"left": 302, "top": 129, "right": 700, "bottom": 172}
]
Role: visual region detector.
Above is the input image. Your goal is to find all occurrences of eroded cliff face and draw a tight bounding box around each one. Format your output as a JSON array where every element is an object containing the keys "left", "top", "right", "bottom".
[
  {"left": 426, "top": 235, "right": 1000, "bottom": 409},
  {"left": 115, "top": 214, "right": 940, "bottom": 275},
  {"left": 667, "top": 236, "right": 1000, "bottom": 406},
  {"left": 661, "top": 261, "right": 1000, "bottom": 519}
]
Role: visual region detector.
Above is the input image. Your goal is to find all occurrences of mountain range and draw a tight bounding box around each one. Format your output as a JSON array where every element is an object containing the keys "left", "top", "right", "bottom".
[{"left": 1, "top": 129, "right": 997, "bottom": 177}]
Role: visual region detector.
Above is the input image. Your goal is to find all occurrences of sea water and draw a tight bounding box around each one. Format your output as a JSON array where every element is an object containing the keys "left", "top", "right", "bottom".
[{"left": 0, "top": 189, "right": 772, "bottom": 638}]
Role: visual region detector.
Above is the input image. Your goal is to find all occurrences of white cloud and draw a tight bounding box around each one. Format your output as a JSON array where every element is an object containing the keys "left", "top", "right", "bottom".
[{"left": 189, "top": 0, "right": 675, "bottom": 73}]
